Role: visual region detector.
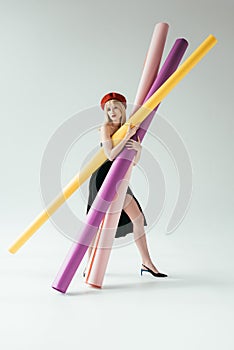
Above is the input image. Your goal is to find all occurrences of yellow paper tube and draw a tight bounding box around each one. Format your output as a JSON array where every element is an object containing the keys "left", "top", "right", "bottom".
[{"left": 9, "top": 34, "right": 217, "bottom": 254}]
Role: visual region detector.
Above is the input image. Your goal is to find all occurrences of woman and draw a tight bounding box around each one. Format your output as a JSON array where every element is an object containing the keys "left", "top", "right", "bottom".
[{"left": 86, "top": 92, "right": 167, "bottom": 278}]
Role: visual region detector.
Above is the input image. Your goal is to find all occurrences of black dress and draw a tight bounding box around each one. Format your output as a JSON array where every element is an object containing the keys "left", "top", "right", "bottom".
[{"left": 86, "top": 148, "right": 147, "bottom": 238}]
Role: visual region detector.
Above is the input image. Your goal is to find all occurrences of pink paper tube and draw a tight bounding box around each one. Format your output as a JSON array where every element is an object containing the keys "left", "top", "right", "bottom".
[
  {"left": 52, "top": 38, "right": 188, "bottom": 293},
  {"left": 132, "top": 22, "right": 169, "bottom": 113},
  {"left": 134, "top": 38, "right": 188, "bottom": 142},
  {"left": 85, "top": 23, "right": 170, "bottom": 288},
  {"left": 85, "top": 165, "right": 133, "bottom": 288}
]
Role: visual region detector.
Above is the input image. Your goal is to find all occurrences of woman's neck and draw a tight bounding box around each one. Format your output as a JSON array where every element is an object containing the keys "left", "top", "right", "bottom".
[{"left": 110, "top": 121, "right": 121, "bottom": 129}]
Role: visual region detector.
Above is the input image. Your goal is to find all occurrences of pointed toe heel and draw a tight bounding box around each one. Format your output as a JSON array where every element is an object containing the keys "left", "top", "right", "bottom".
[{"left": 140, "top": 264, "right": 168, "bottom": 278}]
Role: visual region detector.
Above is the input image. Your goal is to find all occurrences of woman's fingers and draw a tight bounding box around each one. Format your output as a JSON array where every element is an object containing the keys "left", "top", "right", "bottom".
[
  {"left": 126, "top": 140, "right": 139, "bottom": 150},
  {"left": 126, "top": 123, "right": 140, "bottom": 139},
  {"left": 126, "top": 123, "right": 131, "bottom": 132},
  {"left": 126, "top": 140, "right": 133, "bottom": 148}
]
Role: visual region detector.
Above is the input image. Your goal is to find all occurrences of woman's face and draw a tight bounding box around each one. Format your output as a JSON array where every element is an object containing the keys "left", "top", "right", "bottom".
[{"left": 106, "top": 102, "right": 122, "bottom": 124}]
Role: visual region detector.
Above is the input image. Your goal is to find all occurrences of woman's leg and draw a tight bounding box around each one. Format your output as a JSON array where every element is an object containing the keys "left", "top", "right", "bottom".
[
  {"left": 85, "top": 194, "right": 163, "bottom": 274},
  {"left": 123, "top": 194, "right": 162, "bottom": 273}
]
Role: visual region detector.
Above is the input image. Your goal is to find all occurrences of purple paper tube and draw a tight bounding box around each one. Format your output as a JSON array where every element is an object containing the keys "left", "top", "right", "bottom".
[
  {"left": 134, "top": 38, "right": 188, "bottom": 141},
  {"left": 52, "top": 38, "right": 188, "bottom": 293}
]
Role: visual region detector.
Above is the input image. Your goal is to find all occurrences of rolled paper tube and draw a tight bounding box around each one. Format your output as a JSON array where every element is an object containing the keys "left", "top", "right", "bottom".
[
  {"left": 85, "top": 165, "right": 133, "bottom": 288},
  {"left": 9, "top": 34, "right": 217, "bottom": 254},
  {"left": 52, "top": 157, "right": 134, "bottom": 292},
  {"left": 134, "top": 38, "right": 188, "bottom": 142},
  {"left": 85, "top": 26, "right": 170, "bottom": 288},
  {"left": 53, "top": 36, "right": 216, "bottom": 293},
  {"left": 132, "top": 22, "right": 169, "bottom": 114},
  {"left": 86, "top": 39, "right": 188, "bottom": 288}
]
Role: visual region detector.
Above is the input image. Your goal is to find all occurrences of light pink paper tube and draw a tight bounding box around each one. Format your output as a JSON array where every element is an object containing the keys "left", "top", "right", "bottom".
[
  {"left": 85, "top": 24, "right": 169, "bottom": 288},
  {"left": 85, "top": 165, "right": 133, "bottom": 288},
  {"left": 132, "top": 22, "right": 169, "bottom": 114}
]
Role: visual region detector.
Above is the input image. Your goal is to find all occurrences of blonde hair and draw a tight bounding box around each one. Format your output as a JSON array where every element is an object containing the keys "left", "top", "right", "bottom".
[{"left": 104, "top": 99, "right": 126, "bottom": 126}]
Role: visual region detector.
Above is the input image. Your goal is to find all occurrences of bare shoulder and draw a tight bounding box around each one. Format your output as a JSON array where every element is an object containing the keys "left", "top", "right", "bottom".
[
  {"left": 101, "top": 122, "right": 112, "bottom": 129},
  {"left": 101, "top": 122, "right": 112, "bottom": 134},
  {"left": 100, "top": 122, "right": 111, "bottom": 143}
]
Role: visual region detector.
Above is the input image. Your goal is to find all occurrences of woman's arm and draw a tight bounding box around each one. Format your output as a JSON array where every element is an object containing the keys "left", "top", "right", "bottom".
[
  {"left": 125, "top": 136, "right": 142, "bottom": 166},
  {"left": 101, "top": 123, "right": 139, "bottom": 161}
]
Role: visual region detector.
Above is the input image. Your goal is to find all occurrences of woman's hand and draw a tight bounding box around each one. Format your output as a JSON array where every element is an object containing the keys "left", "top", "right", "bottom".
[
  {"left": 126, "top": 136, "right": 142, "bottom": 151},
  {"left": 126, "top": 123, "right": 140, "bottom": 139}
]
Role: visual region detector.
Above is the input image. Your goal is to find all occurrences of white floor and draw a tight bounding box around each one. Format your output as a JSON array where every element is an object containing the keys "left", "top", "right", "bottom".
[
  {"left": 1, "top": 1, "right": 233, "bottom": 348},
  {"left": 1, "top": 222, "right": 233, "bottom": 350}
]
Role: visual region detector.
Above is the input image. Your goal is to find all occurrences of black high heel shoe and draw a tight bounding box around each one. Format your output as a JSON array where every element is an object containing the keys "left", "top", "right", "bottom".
[{"left": 141, "top": 264, "right": 168, "bottom": 278}]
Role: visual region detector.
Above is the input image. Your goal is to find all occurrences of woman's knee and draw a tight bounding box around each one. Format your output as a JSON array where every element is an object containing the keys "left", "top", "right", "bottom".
[
  {"left": 123, "top": 194, "right": 145, "bottom": 227},
  {"left": 132, "top": 212, "right": 144, "bottom": 228}
]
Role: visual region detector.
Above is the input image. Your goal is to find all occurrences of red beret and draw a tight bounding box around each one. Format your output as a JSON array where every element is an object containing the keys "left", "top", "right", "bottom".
[{"left": 100, "top": 92, "right": 127, "bottom": 110}]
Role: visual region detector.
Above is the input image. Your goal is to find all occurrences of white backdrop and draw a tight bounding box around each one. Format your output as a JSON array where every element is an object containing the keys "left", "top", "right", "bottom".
[{"left": 0, "top": 1, "right": 233, "bottom": 349}]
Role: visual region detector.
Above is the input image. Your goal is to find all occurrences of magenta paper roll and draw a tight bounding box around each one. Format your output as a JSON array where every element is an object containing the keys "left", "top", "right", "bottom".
[
  {"left": 85, "top": 165, "right": 133, "bottom": 288},
  {"left": 132, "top": 22, "right": 169, "bottom": 114},
  {"left": 52, "top": 39, "right": 188, "bottom": 294},
  {"left": 85, "top": 24, "right": 170, "bottom": 288},
  {"left": 133, "top": 38, "right": 188, "bottom": 144}
]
